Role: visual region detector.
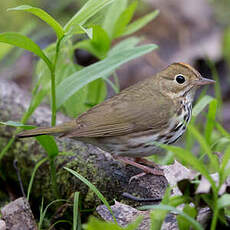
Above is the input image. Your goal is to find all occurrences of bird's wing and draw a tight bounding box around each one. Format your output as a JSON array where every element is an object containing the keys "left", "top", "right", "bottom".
[{"left": 65, "top": 81, "right": 176, "bottom": 138}]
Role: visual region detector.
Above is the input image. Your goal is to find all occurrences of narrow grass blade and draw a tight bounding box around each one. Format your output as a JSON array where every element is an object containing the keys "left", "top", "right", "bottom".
[
  {"left": 38, "top": 199, "right": 66, "bottom": 230},
  {"left": 73, "top": 192, "right": 80, "bottom": 230},
  {"left": 204, "top": 99, "right": 218, "bottom": 144},
  {"left": 27, "top": 157, "right": 48, "bottom": 201},
  {"left": 48, "top": 220, "right": 72, "bottom": 230},
  {"left": 0, "top": 137, "right": 15, "bottom": 161},
  {"left": 0, "top": 121, "right": 35, "bottom": 129},
  {"left": 123, "top": 10, "right": 159, "bottom": 36},
  {"left": 215, "top": 122, "right": 230, "bottom": 139},
  {"left": 220, "top": 146, "right": 230, "bottom": 182},
  {"left": 112, "top": 0, "right": 138, "bottom": 38},
  {"left": 64, "top": 167, "right": 117, "bottom": 223},
  {"left": 192, "top": 95, "right": 214, "bottom": 117},
  {"left": 139, "top": 204, "right": 203, "bottom": 230},
  {"left": 177, "top": 204, "right": 197, "bottom": 230},
  {"left": 188, "top": 125, "right": 219, "bottom": 171},
  {"left": 217, "top": 194, "right": 230, "bottom": 209}
]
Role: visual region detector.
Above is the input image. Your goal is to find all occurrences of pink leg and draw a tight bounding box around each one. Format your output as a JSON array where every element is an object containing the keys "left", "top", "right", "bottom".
[{"left": 115, "top": 156, "right": 164, "bottom": 183}]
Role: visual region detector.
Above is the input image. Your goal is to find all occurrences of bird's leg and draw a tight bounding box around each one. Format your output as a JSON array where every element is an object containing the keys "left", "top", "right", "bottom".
[
  {"left": 115, "top": 156, "right": 164, "bottom": 183},
  {"left": 135, "top": 157, "right": 162, "bottom": 170},
  {"left": 130, "top": 157, "right": 164, "bottom": 182}
]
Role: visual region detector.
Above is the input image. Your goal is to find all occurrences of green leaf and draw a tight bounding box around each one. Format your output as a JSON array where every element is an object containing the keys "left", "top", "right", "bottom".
[
  {"left": 80, "top": 25, "right": 93, "bottom": 39},
  {"left": 177, "top": 204, "right": 197, "bottom": 230},
  {"left": 125, "top": 215, "right": 143, "bottom": 230},
  {"left": 27, "top": 157, "right": 48, "bottom": 201},
  {"left": 55, "top": 46, "right": 88, "bottom": 117},
  {"left": 0, "top": 121, "right": 35, "bottom": 129},
  {"left": 168, "top": 195, "right": 188, "bottom": 207},
  {"left": 73, "top": 192, "right": 80, "bottom": 230},
  {"left": 83, "top": 216, "right": 143, "bottom": 230},
  {"left": 211, "top": 137, "right": 230, "bottom": 153},
  {"left": 35, "top": 41, "right": 88, "bottom": 117},
  {"left": 8, "top": 5, "right": 64, "bottom": 39},
  {"left": 56, "top": 44, "right": 157, "bottom": 108},
  {"left": 64, "top": 167, "right": 117, "bottom": 223},
  {"left": 0, "top": 32, "right": 52, "bottom": 70},
  {"left": 0, "top": 43, "right": 13, "bottom": 61},
  {"left": 109, "top": 36, "right": 141, "bottom": 56},
  {"left": 140, "top": 204, "right": 203, "bottom": 230},
  {"left": 204, "top": 99, "right": 218, "bottom": 144},
  {"left": 38, "top": 199, "right": 66, "bottom": 229},
  {"left": 87, "top": 79, "right": 107, "bottom": 106},
  {"left": 218, "top": 194, "right": 230, "bottom": 209},
  {"left": 36, "top": 135, "right": 59, "bottom": 158},
  {"left": 188, "top": 125, "right": 219, "bottom": 171},
  {"left": 148, "top": 188, "right": 171, "bottom": 230},
  {"left": 215, "top": 122, "right": 230, "bottom": 139},
  {"left": 103, "top": 0, "right": 128, "bottom": 38},
  {"left": 220, "top": 146, "right": 230, "bottom": 182},
  {"left": 64, "top": 0, "right": 115, "bottom": 34},
  {"left": 74, "top": 40, "right": 102, "bottom": 59},
  {"left": 150, "top": 209, "right": 167, "bottom": 230},
  {"left": 62, "top": 85, "right": 88, "bottom": 118},
  {"left": 113, "top": 0, "right": 138, "bottom": 38},
  {"left": 192, "top": 95, "right": 214, "bottom": 117},
  {"left": 83, "top": 217, "right": 122, "bottom": 230},
  {"left": 75, "top": 25, "right": 110, "bottom": 59},
  {"left": 91, "top": 25, "right": 110, "bottom": 57},
  {"left": 123, "top": 10, "right": 159, "bottom": 36}
]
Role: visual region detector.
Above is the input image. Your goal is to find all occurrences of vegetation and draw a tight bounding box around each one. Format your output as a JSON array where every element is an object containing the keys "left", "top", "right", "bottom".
[{"left": 0, "top": 0, "right": 230, "bottom": 229}]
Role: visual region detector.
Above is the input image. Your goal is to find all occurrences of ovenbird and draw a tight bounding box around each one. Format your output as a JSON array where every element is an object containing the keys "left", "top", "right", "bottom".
[{"left": 18, "top": 63, "right": 215, "bottom": 174}]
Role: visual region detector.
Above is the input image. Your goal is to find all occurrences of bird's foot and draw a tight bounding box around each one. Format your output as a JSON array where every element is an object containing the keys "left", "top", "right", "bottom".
[{"left": 115, "top": 156, "right": 164, "bottom": 183}]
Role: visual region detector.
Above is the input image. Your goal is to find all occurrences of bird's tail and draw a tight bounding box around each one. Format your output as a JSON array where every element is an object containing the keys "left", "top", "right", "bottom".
[{"left": 17, "top": 121, "right": 76, "bottom": 138}]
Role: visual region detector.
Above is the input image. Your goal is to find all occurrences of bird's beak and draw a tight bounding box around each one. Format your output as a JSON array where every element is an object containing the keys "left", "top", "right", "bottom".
[{"left": 193, "top": 77, "right": 216, "bottom": 86}]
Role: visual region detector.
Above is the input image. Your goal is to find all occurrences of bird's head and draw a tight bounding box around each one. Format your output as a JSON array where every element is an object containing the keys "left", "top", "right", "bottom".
[{"left": 158, "top": 62, "right": 215, "bottom": 100}]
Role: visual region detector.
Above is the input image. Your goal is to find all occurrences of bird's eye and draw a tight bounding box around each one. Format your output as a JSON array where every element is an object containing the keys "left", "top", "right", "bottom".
[{"left": 176, "top": 75, "right": 185, "bottom": 84}]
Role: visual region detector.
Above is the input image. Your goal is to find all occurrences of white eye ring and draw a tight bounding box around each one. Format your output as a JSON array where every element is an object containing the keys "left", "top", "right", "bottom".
[{"left": 175, "top": 74, "right": 185, "bottom": 84}]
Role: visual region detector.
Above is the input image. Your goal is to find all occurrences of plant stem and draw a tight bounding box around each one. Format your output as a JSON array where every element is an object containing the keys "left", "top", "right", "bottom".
[
  {"left": 51, "top": 70, "right": 57, "bottom": 127},
  {"left": 210, "top": 192, "right": 219, "bottom": 230},
  {"left": 50, "top": 37, "right": 63, "bottom": 126},
  {"left": 210, "top": 204, "right": 218, "bottom": 230},
  {"left": 49, "top": 37, "right": 64, "bottom": 197}
]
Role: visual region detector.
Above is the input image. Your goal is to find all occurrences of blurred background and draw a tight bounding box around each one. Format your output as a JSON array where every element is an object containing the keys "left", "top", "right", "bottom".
[{"left": 0, "top": 0, "right": 230, "bottom": 127}]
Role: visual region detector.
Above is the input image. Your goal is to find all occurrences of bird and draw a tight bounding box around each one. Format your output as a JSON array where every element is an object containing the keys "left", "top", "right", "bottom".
[{"left": 18, "top": 63, "right": 215, "bottom": 176}]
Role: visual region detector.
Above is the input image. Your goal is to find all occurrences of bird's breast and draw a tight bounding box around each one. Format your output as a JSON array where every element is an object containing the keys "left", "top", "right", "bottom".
[
  {"left": 83, "top": 99, "right": 192, "bottom": 158},
  {"left": 164, "top": 99, "right": 192, "bottom": 144}
]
